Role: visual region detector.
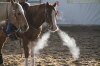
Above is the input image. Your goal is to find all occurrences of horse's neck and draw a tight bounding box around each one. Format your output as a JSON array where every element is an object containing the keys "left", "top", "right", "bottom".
[{"left": 27, "top": 5, "right": 45, "bottom": 29}]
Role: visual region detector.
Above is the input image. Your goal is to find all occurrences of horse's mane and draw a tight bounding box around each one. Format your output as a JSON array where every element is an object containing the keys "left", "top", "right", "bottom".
[{"left": 19, "top": 2, "right": 30, "bottom": 12}]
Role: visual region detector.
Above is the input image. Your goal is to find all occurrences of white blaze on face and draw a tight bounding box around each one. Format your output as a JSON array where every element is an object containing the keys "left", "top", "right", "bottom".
[{"left": 51, "top": 9, "right": 58, "bottom": 31}]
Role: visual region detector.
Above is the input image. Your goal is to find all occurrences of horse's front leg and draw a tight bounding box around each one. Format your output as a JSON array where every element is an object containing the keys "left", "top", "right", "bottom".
[
  {"left": 30, "top": 42, "right": 35, "bottom": 66},
  {"left": 22, "top": 39, "right": 30, "bottom": 66}
]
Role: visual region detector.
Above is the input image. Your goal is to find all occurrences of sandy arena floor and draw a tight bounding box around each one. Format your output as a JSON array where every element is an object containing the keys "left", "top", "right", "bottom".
[{"left": 1, "top": 25, "right": 100, "bottom": 66}]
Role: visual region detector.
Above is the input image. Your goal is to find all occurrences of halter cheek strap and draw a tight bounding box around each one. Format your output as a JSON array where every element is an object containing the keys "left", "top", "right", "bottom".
[
  {"left": 44, "top": 4, "right": 48, "bottom": 22},
  {"left": 13, "top": 10, "right": 21, "bottom": 32},
  {"left": 44, "top": 8, "right": 48, "bottom": 22}
]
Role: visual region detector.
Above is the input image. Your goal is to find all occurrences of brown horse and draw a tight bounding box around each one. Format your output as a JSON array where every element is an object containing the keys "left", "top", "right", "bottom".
[
  {"left": 0, "top": 0, "right": 29, "bottom": 32},
  {"left": 0, "top": 2, "right": 58, "bottom": 66}
]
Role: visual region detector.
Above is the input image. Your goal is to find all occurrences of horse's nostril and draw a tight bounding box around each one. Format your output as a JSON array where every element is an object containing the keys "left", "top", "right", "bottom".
[
  {"left": 24, "top": 25, "right": 29, "bottom": 31},
  {"left": 20, "top": 25, "right": 29, "bottom": 32},
  {"left": 25, "top": 25, "right": 29, "bottom": 30},
  {"left": 51, "top": 26, "right": 59, "bottom": 32}
]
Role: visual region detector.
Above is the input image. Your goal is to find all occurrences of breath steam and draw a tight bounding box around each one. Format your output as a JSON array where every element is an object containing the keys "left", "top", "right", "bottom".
[
  {"left": 34, "top": 29, "right": 80, "bottom": 59},
  {"left": 34, "top": 31, "right": 50, "bottom": 55},
  {"left": 57, "top": 30, "right": 80, "bottom": 59}
]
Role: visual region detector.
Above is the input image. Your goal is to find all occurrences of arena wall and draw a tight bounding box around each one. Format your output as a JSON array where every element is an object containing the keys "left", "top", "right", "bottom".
[{"left": 28, "top": 0, "right": 100, "bottom": 25}]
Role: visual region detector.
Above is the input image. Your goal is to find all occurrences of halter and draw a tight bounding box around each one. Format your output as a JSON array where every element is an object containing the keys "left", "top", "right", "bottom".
[
  {"left": 40, "top": 5, "right": 50, "bottom": 32},
  {"left": 44, "top": 5, "right": 48, "bottom": 22},
  {"left": 6, "top": 3, "right": 21, "bottom": 33},
  {"left": 12, "top": 3, "right": 22, "bottom": 33},
  {"left": 13, "top": 10, "right": 21, "bottom": 32}
]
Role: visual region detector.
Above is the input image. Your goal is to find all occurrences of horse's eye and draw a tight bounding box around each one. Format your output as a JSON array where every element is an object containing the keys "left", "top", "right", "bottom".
[{"left": 17, "top": 13, "right": 21, "bottom": 15}]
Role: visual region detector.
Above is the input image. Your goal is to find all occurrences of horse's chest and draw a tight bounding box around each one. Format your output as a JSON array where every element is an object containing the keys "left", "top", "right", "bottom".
[{"left": 25, "top": 29, "right": 41, "bottom": 41}]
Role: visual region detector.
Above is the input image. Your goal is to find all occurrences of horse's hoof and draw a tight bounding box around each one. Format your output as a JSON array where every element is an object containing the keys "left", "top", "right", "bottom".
[{"left": 0, "top": 63, "right": 5, "bottom": 66}]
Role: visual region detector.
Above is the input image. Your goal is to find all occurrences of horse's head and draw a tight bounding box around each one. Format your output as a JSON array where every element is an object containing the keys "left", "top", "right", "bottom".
[
  {"left": 9, "top": 0, "right": 29, "bottom": 32},
  {"left": 44, "top": 2, "right": 58, "bottom": 32}
]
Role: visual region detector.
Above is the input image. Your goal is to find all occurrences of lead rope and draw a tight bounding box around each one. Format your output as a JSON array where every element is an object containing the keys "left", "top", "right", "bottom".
[
  {"left": 13, "top": 9, "right": 22, "bottom": 58},
  {"left": 19, "top": 39, "right": 22, "bottom": 57},
  {"left": 15, "top": 13, "right": 23, "bottom": 58}
]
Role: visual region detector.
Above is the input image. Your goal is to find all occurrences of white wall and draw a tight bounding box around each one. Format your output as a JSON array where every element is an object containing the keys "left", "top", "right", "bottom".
[
  {"left": 28, "top": 0, "right": 41, "bottom": 5},
  {"left": 29, "top": 0, "right": 100, "bottom": 25}
]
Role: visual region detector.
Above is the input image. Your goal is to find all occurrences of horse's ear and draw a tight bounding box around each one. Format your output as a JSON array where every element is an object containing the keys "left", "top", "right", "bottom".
[
  {"left": 11, "top": 0, "right": 15, "bottom": 6},
  {"left": 15, "top": 0, "right": 19, "bottom": 3},
  {"left": 53, "top": 2, "right": 57, "bottom": 7},
  {"left": 11, "top": 0, "right": 18, "bottom": 10},
  {"left": 46, "top": 2, "right": 49, "bottom": 7},
  {"left": 46, "top": 2, "right": 49, "bottom": 5}
]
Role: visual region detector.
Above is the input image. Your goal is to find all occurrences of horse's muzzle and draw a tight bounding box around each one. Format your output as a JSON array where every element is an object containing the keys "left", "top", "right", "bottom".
[
  {"left": 51, "top": 26, "right": 59, "bottom": 32},
  {"left": 20, "top": 25, "right": 29, "bottom": 32}
]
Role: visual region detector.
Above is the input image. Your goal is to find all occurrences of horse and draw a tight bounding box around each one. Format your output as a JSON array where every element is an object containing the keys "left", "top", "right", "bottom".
[
  {"left": 0, "top": 0, "right": 29, "bottom": 32},
  {"left": 0, "top": 2, "right": 58, "bottom": 66}
]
